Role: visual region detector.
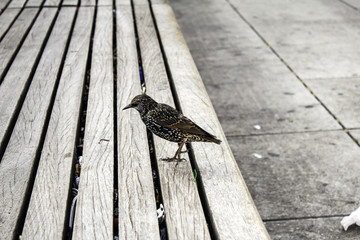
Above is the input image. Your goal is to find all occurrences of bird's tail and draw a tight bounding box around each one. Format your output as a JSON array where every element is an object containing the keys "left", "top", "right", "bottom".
[{"left": 202, "top": 133, "right": 222, "bottom": 144}]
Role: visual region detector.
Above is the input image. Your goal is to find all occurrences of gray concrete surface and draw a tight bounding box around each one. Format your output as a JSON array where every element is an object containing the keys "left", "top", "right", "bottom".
[{"left": 169, "top": 0, "right": 360, "bottom": 238}]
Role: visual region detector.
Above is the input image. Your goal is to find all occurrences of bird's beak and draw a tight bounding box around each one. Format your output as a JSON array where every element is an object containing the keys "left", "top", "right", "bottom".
[{"left": 122, "top": 104, "right": 133, "bottom": 110}]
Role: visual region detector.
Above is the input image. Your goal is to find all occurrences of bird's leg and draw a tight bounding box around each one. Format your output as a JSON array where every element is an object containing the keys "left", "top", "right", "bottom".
[
  {"left": 174, "top": 141, "right": 186, "bottom": 160},
  {"left": 161, "top": 141, "right": 186, "bottom": 162}
]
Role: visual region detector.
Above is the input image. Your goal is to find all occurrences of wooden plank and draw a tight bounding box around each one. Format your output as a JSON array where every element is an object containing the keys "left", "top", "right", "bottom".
[
  {"left": 0, "top": 8, "right": 20, "bottom": 38},
  {"left": 0, "top": 8, "right": 56, "bottom": 167},
  {"left": 44, "top": 0, "right": 61, "bottom": 7},
  {"left": 114, "top": 4, "right": 160, "bottom": 239},
  {"left": 0, "top": 0, "right": 11, "bottom": 12},
  {"left": 134, "top": 2, "right": 211, "bottom": 239},
  {"left": 26, "top": 0, "right": 45, "bottom": 7},
  {"left": 343, "top": 0, "right": 360, "bottom": 9},
  {"left": 116, "top": 0, "right": 130, "bottom": 5},
  {"left": 7, "top": 0, "right": 27, "bottom": 8},
  {"left": 0, "top": 7, "right": 75, "bottom": 239},
  {"left": 151, "top": 3, "right": 270, "bottom": 239},
  {"left": 97, "top": 0, "right": 112, "bottom": 6},
  {"left": 62, "top": 0, "right": 78, "bottom": 6},
  {"left": 351, "top": 130, "right": 360, "bottom": 142},
  {"left": 72, "top": 6, "right": 114, "bottom": 239},
  {"left": 21, "top": 6, "right": 94, "bottom": 239},
  {"left": 81, "top": 0, "right": 102, "bottom": 6},
  {"left": 0, "top": 8, "right": 38, "bottom": 80}
]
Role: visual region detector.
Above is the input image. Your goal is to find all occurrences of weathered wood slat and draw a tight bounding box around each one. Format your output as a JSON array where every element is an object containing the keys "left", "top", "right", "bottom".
[
  {"left": 115, "top": 3, "right": 160, "bottom": 239},
  {"left": 0, "top": 0, "right": 11, "bottom": 12},
  {"left": 7, "top": 0, "right": 27, "bottom": 8},
  {"left": 0, "top": 7, "right": 75, "bottom": 239},
  {"left": 0, "top": 8, "right": 20, "bottom": 38},
  {"left": 98, "top": 0, "right": 112, "bottom": 6},
  {"left": 26, "top": 0, "right": 44, "bottom": 7},
  {"left": 117, "top": 0, "right": 130, "bottom": 5},
  {"left": 0, "top": 8, "right": 38, "bottom": 80},
  {"left": 80, "top": 0, "right": 94, "bottom": 6},
  {"left": 0, "top": 8, "right": 56, "bottom": 165},
  {"left": 21, "top": 7, "right": 94, "bottom": 239},
  {"left": 44, "top": 0, "right": 61, "bottom": 6},
  {"left": 73, "top": 6, "right": 114, "bottom": 239},
  {"left": 151, "top": 3, "right": 270, "bottom": 239},
  {"left": 62, "top": 0, "right": 78, "bottom": 6},
  {"left": 134, "top": 1, "right": 211, "bottom": 239}
]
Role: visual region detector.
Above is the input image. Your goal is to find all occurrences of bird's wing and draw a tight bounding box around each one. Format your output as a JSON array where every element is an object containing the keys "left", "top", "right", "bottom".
[{"left": 149, "top": 104, "right": 212, "bottom": 137}]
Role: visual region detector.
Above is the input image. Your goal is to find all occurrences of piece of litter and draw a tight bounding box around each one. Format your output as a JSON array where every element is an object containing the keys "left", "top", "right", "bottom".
[
  {"left": 157, "top": 204, "right": 165, "bottom": 224},
  {"left": 341, "top": 206, "right": 360, "bottom": 231},
  {"left": 252, "top": 153, "right": 263, "bottom": 159},
  {"left": 253, "top": 125, "right": 261, "bottom": 130}
]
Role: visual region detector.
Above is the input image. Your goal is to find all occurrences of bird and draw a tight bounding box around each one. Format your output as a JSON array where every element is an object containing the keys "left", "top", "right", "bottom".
[{"left": 123, "top": 94, "right": 221, "bottom": 161}]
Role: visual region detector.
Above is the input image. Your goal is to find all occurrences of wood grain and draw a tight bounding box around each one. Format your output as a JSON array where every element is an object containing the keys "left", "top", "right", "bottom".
[
  {"left": 26, "top": 0, "right": 45, "bottom": 7},
  {"left": 151, "top": 3, "right": 270, "bottom": 239},
  {"left": 115, "top": 4, "right": 160, "bottom": 239},
  {"left": 0, "top": 8, "right": 37, "bottom": 80},
  {"left": 0, "top": 7, "right": 75, "bottom": 239},
  {"left": 21, "top": 7, "right": 94, "bottom": 239},
  {"left": 134, "top": 2, "right": 211, "bottom": 239},
  {"left": 116, "top": 0, "right": 130, "bottom": 5},
  {"left": 81, "top": 0, "right": 112, "bottom": 6},
  {"left": 0, "top": 8, "right": 55, "bottom": 166},
  {"left": 0, "top": 0, "right": 11, "bottom": 12},
  {"left": 81, "top": 0, "right": 95, "bottom": 6},
  {"left": 62, "top": 0, "right": 78, "bottom": 6},
  {"left": 0, "top": 8, "right": 20, "bottom": 38},
  {"left": 72, "top": 6, "right": 114, "bottom": 239},
  {"left": 44, "top": 0, "right": 61, "bottom": 7},
  {"left": 7, "top": 0, "right": 27, "bottom": 8},
  {"left": 98, "top": 0, "right": 112, "bottom": 6}
]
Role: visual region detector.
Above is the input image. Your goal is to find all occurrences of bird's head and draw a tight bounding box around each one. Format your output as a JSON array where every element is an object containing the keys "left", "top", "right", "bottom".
[{"left": 123, "top": 94, "right": 156, "bottom": 114}]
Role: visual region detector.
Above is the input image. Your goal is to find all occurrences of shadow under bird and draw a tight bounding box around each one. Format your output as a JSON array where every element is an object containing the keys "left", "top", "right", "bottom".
[{"left": 123, "top": 94, "right": 221, "bottom": 161}]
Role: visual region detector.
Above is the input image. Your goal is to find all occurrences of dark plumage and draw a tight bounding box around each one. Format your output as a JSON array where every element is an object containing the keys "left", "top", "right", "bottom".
[{"left": 123, "top": 94, "right": 221, "bottom": 161}]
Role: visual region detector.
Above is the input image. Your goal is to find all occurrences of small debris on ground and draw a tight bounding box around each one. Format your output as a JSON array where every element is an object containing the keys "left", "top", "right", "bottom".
[{"left": 341, "top": 206, "right": 360, "bottom": 231}]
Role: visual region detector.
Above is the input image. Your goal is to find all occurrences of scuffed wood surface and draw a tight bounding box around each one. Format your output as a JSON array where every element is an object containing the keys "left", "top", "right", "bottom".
[
  {"left": 25, "top": 0, "right": 44, "bottom": 7},
  {"left": 0, "top": 8, "right": 37, "bottom": 79},
  {"left": 115, "top": 4, "right": 160, "bottom": 239},
  {"left": 73, "top": 6, "right": 114, "bottom": 239},
  {"left": 151, "top": 3, "right": 270, "bottom": 239},
  {"left": 134, "top": 2, "right": 211, "bottom": 239},
  {"left": 0, "top": 1, "right": 271, "bottom": 239},
  {"left": 21, "top": 7, "right": 94, "bottom": 239},
  {"left": 7, "top": 0, "right": 27, "bottom": 8},
  {"left": 0, "top": 8, "right": 20, "bottom": 37},
  {"left": 80, "top": 0, "right": 112, "bottom": 6},
  {"left": 97, "top": 0, "right": 112, "bottom": 6},
  {"left": 0, "top": 8, "right": 55, "bottom": 165},
  {"left": 62, "top": 0, "right": 78, "bottom": 5},
  {"left": 0, "top": 0, "right": 11, "bottom": 12},
  {"left": 81, "top": 0, "right": 95, "bottom": 6},
  {"left": 44, "top": 0, "right": 61, "bottom": 7},
  {"left": 0, "top": 7, "right": 75, "bottom": 239}
]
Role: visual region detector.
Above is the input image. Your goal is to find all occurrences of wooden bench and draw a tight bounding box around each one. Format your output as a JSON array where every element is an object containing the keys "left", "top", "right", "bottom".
[{"left": 0, "top": 0, "right": 270, "bottom": 239}]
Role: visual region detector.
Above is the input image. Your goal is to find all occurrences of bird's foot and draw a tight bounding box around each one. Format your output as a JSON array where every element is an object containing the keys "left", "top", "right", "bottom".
[{"left": 160, "top": 157, "right": 186, "bottom": 162}]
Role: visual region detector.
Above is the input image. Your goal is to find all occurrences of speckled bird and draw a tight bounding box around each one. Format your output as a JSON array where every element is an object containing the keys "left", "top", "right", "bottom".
[{"left": 123, "top": 94, "right": 221, "bottom": 161}]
